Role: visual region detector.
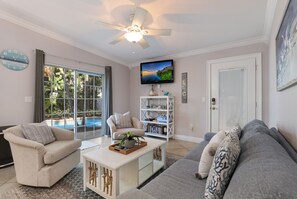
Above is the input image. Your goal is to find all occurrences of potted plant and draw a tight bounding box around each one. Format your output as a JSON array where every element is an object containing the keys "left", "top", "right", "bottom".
[{"left": 120, "top": 132, "right": 145, "bottom": 149}]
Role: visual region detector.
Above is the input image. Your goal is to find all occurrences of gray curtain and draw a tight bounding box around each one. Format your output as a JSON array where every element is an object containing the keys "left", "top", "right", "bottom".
[
  {"left": 34, "top": 49, "right": 45, "bottom": 123},
  {"left": 103, "top": 66, "right": 113, "bottom": 136}
]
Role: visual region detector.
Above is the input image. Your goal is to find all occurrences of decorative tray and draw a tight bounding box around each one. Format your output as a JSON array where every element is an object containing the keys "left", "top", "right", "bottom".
[{"left": 109, "top": 141, "right": 147, "bottom": 155}]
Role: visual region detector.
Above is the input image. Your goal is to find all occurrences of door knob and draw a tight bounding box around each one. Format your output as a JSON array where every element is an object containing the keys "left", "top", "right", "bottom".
[
  {"left": 211, "top": 98, "right": 216, "bottom": 105},
  {"left": 211, "top": 107, "right": 218, "bottom": 110}
]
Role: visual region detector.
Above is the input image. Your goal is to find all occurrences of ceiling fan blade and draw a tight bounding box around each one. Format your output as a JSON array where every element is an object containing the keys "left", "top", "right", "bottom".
[
  {"left": 96, "top": 21, "right": 126, "bottom": 31},
  {"left": 109, "top": 34, "right": 126, "bottom": 45},
  {"left": 132, "top": 7, "right": 147, "bottom": 28},
  {"left": 138, "top": 38, "right": 150, "bottom": 49},
  {"left": 143, "top": 29, "right": 171, "bottom": 36}
]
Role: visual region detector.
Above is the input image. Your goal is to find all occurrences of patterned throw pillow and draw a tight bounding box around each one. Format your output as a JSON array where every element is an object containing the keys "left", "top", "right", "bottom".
[
  {"left": 21, "top": 123, "right": 56, "bottom": 145},
  {"left": 115, "top": 112, "right": 133, "bottom": 128},
  {"left": 205, "top": 132, "right": 241, "bottom": 199},
  {"left": 226, "top": 125, "right": 241, "bottom": 138}
]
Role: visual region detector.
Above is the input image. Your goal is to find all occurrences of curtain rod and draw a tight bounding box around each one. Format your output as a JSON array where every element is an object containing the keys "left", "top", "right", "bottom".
[{"left": 32, "top": 50, "right": 105, "bottom": 68}]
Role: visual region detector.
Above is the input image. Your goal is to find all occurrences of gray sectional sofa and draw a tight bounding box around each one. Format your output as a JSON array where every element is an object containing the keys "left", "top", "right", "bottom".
[{"left": 117, "top": 120, "right": 297, "bottom": 199}]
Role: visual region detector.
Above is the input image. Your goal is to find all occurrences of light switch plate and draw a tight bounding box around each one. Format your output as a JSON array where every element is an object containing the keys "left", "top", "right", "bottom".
[{"left": 24, "top": 96, "right": 32, "bottom": 103}]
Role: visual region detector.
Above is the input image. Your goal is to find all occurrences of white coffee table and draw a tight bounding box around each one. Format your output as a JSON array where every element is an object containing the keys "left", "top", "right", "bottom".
[{"left": 82, "top": 137, "right": 167, "bottom": 199}]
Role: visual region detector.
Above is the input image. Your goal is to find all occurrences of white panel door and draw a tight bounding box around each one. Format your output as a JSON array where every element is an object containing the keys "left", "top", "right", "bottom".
[{"left": 210, "top": 58, "right": 256, "bottom": 132}]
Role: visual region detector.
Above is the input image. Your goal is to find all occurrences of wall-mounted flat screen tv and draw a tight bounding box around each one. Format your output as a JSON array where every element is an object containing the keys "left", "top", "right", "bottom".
[{"left": 140, "top": 59, "right": 174, "bottom": 84}]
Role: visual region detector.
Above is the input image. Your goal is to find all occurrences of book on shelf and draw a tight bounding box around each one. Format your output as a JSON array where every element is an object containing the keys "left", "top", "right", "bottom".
[{"left": 146, "top": 124, "right": 167, "bottom": 135}]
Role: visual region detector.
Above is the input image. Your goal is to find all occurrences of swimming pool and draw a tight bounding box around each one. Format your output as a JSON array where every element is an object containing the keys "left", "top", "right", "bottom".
[{"left": 51, "top": 117, "right": 102, "bottom": 129}]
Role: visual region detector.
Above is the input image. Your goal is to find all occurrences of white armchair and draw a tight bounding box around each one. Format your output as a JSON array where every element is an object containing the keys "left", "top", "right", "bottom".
[
  {"left": 4, "top": 125, "right": 81, "bottom": 187},
  {"left": 107, "top": 115, "right": 145, "bottom": 140}
]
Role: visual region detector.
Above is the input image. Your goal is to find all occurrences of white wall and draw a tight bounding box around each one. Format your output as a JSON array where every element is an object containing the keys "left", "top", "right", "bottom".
[
  {"left": 268, "top": 0, "right": 297, "bottom": 149},
  {"left": 130, "top": 43, "right": 268, "bottom": 140},
  {"left": 0, "top": 19, "right": 130, "bottom": 126}
]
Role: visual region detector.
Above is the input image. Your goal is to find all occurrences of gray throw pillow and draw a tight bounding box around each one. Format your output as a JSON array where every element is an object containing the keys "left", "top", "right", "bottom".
[
  {"left": 205, "top": 132, "right": 241, "bottom": 199},
  {"left": 21, "top": 123, "right": 56, "bottom": 145},
  {"left": 115, "top": 112, "right": 132, "bottom": 128}
]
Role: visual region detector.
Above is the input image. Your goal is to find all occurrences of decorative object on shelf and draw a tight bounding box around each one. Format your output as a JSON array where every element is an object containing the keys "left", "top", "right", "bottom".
[
  {"left": 88, "top": 162, "right": 98, "bottom": 186},
  {"left": 109, "top": 141, "right": 147, "bottom": 155},
  {"left": 153, "top": 147, "right": 162, "bottom": 161},
  {"left": 276, "top": 0, "right": 297, "bottom": 91},
  {"left": 157, "top": 115, "right": 169, "bottom": 123},
  {"left": 182, "top": 72, "right": 188, "bottom": 103},
  {"left": 0, "top": 49, "right": 29, "bottom": 71},
  {"left": 162, "top": 126, "right": 167, "bottom": 134},
  {"left": 103, "top": 167, "right": 113, "bottom": 196},
  {"left": 163, "top": 91, "right": 169, "bottom": 96},
  {"left": 119, "top": 132, "right": 145, "bottom": 149},
  {"left": 149, "top": 85, "right": 158, "bottom": 96}
]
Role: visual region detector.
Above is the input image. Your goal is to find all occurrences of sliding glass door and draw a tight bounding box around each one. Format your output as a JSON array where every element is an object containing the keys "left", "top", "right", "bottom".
[
  {"left": 76, "top": 71, "right": 103, "bottom": 139},
  {"left": 44, "top": 65, "right": 103, "bottom": 140}
]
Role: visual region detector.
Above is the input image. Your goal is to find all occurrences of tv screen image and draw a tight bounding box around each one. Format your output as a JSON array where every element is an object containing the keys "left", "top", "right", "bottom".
[{"left": 140, "top": 60, "right": 174, "bottom": 84}]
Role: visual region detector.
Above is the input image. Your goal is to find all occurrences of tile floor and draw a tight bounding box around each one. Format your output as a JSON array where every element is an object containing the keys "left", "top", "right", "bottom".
[{"left": 0, "top": 137, "right": 198, "bottom": 197}]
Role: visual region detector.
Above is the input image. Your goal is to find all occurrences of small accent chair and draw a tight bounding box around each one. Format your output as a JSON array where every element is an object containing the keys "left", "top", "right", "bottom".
[
  {"left": 107, "top": 115, "right": 145, "bottom": 140},
  {"left": 4, "top": 125, "right": 81, "bottom": 187}
]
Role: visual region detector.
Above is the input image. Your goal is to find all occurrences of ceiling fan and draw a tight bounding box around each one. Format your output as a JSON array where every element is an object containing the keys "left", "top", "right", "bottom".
[{"left": 97, "top": 7, "right": 171, "bottom": 49}]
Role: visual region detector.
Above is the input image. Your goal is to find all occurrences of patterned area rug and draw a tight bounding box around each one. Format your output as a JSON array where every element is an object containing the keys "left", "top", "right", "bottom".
[{"left": 3, "top": 154, "right": 178, "bottom": 199}]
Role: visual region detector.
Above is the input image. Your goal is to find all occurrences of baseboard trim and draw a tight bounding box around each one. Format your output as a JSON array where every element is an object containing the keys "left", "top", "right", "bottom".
[{"left": 173, "top": 135, "right": 203, "bottom": 143}]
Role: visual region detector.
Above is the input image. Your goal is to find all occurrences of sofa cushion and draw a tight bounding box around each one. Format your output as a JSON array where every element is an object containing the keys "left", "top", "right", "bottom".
[
  {"left": 224, "top": 133, "right": 297, "bottom": 199},
  {"left": 115, "top": 112, "right": 132, "bottom": 128},
  {"left": 142, "top": 159, "right": 206, "bottom": 199},
  {"left": 113, "top": 128, "right": 144, "bottom": 140},
  {"left": 269, "top": 127, "right": 297, "bottom": 163},
  {"left": 21, "top": 123, "right": 56, "bottom": 145},
  {"left": 44, "top": 140, "right": 81, "bottom": 164},
  {"left": 240, "top": 119, "right": 270, "bottom": 143},
  {"left": 205, "top": 132, "right": 240, "bottom": 198},
  {"left": 117, "top": 188, "right": 156, "bottom": 199}
]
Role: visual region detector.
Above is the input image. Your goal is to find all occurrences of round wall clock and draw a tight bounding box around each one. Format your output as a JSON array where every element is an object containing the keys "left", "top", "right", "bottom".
[{"left": 0, "top": 49, "right": 29, "bottom": 71}]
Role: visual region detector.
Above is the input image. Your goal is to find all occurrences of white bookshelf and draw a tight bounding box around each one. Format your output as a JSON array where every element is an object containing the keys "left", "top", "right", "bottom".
[{"left": 140, "top": 96, "right": 174, "bottom": 141}]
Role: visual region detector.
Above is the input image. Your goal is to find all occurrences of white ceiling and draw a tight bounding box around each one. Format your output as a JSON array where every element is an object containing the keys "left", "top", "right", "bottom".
[{"left": 0, "top": 0, "right": 276, "bottom": 66}]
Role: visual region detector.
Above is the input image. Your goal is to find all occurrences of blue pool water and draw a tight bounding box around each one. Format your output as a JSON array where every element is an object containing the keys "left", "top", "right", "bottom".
[{"left": 52, "top": 118, "right": 102, "bottom": 129}]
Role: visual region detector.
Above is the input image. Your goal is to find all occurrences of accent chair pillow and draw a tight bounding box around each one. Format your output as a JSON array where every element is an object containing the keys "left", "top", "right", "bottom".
[
  {"left": 21, "top": 122, "right": 56, "bottom": 145},
  {"left": 196, "top": 130, "right": 227, "bottom": 179},
  {"left": 115, "top": 112, "right": 133, "bottom": 128},
  {"left": 205, "top": 132, "right": 241, "bottom": 199}
]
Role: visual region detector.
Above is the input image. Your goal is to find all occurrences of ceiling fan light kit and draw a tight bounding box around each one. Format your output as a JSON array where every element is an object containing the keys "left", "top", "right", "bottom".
[
  {"left": 98, "top": 7, "right": 171, "bottom": 49},
  {"left": 124, "top": 31, "right": 143, "bottom": 43}
]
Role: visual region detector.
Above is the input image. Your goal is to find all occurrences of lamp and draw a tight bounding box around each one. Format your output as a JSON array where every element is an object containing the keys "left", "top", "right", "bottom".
[{"left": 124, "top": 31, "right": 143, "bottom": 43}]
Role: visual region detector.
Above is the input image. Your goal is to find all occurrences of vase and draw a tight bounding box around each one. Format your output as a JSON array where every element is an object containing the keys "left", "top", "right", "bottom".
[{"left": 124, "top": 139, "right": 136, "bottom": 149}]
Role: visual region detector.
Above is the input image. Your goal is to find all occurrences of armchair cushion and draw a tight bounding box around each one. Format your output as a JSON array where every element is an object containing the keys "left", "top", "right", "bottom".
[
  {"left": 21, "top": 123, "right": 56, "bottom": 145},
  {"left": 115, "top": 112, "right": 133, "bottom": 128},
  {"left": 113, "top": 128, "right": 145, "bottom": 140},
  {"left": 44, "top": 140, "right": 81, "bottom": 164}
]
